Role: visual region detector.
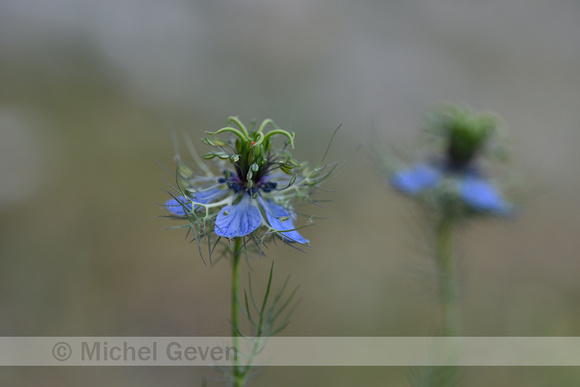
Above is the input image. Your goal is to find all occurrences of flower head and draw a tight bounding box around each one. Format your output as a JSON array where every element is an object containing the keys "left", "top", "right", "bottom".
[
  {"left": 164, "top": 117, "right": 337, "bottom": 255},
  {"left": 389, "top": 106, "right": 513, "bottom": 217}
]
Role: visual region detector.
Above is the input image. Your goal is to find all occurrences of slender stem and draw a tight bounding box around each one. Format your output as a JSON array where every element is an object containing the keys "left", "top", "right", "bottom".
[
  {"left": 435, "top": 218, "right": 461, "bottom": 337},
  {"left": 231, "top": 237, "right": 244, "bottom": 387},
  {"left": 430, "top": 217, "right": 461, "bottom": 387}
]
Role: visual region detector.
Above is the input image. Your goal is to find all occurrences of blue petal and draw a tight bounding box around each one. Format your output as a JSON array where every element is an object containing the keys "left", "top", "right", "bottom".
[
  {"left": 165, "top": 196, "right": 192, "bottom": 216},
  {"left": 259, "top": 198, "right": 309, "bottom": 244},
  {"left": 165, "top": 188, "right": 224, "bottom": 217},
  {"left": 391, "top": 164, "right": 441, "bottom": 194},
  {"left": 215, "top": 195, "right": 262, "bottom": 238},
  {"left": 460, "top": 177, "right": 511, "bottom": 214},
  {"left": 191, "top": 187, "right": 226, "bottom": 203}
]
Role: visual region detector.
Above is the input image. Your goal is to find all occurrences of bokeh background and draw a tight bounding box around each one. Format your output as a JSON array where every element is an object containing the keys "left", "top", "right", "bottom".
[{"left": 2, "top": 0, "right": 580, "bottom": 385}]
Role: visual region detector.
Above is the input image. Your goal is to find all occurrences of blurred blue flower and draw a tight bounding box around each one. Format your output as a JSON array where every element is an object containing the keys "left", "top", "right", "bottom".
[
  {"left": 391, "top": 164, "right": 511, "bottom": 214},
  {"left": 388, "top": 106, "right": 513, "bottom": 216}
]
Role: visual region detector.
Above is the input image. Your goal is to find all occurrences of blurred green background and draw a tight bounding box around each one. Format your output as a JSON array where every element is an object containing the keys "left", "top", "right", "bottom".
[{"left": 1, "top": 0, "right": 580, "bottom": 385}]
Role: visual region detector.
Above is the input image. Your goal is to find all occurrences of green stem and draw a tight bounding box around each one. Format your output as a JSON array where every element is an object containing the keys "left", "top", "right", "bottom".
[
  {"left": 435, "top": 218, "right": 461, "bottom": 337},
  {"left": 231, "top": 237, "right": 244, "bottom": 387},
  {"left": 430, "top": 218, "right": 461, "bottom": 387}
]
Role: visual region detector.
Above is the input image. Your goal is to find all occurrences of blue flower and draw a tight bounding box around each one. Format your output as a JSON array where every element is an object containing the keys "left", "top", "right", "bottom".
[
  {"left": 163, "top": 118, "right": 332, "bottom": 246},
  {"left": 388, "top": 106, "right": 514, "bottom": 216},
  {"left": 166, "top": 172, "right": 310, "bottom": 243},
  {"left": 165, "top": 173, "right": 309, "bottom": 244},
  {"left": 391, "top": 163, "right": 511, "bottom": 215}
]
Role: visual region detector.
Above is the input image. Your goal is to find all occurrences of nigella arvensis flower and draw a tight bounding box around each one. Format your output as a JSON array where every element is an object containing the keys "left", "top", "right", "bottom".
[
  {"left": 161, "top": 117, "right": 342, "bottom": 386},
  {"left": 164, "top": 117, "right": 337, "bottom": 253},
  {"left": 389, "top": 106, "right": 513, "bottom": 217},
  {"left": 381, "top": 106, "right": 517, "bottom": 386}
]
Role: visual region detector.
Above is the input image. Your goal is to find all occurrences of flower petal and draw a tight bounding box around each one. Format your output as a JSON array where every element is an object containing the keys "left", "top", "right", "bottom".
[
  {"left": 391, "top": 164, "right": 441, "bottom": 194},
  {"left": 165, "top": 196, "right": 192, "bottom": 216},
  {"left": 165, "top": 188, "right": 225, "bottom": 217},
  {"left": 260, "top": 198, "right": 309, "bottom": 244},
  {"left": 460, "top": 177, "right": 511, "bottom": 214},
  {"left": 215, "top": 195, "right": 262, "bottom": 238},
  {"left": 192, "top": 187, "right": 226, "bottom": 203}
]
